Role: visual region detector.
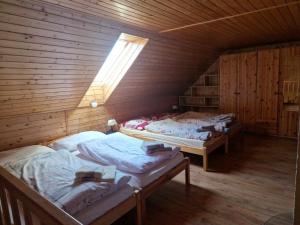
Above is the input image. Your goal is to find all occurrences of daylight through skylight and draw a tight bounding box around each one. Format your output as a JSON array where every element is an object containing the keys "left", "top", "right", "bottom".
[{"left": 78, "top": 33, "right": 149, "bottom": 107}]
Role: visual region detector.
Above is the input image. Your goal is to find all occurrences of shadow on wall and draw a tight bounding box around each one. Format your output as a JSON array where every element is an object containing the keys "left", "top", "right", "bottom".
[{"left": 105, "top": 96, "right": 178, "bottom": 122}]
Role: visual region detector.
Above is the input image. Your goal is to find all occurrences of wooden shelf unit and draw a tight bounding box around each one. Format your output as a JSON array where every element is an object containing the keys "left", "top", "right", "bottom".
[
  {"left": 283, "top": 80, "right": 300, "bottom": 104},
  {"left": 179, "top": 74, "right": 219, "bottom": 110}
]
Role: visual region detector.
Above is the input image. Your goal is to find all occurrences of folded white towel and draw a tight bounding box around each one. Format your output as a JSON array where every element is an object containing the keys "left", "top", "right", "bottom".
[
  {"left": 141, "top": 141, "right": 174, "bottom": 154},
  {"left": 75, "top": 166, "right": 102, "bottom": 179},
  {"left": 146, "top": 147, "right": 173, "bottom": 155},
  {"left": 102, "top": 165, "right": 116, "bottom": 182},
  {"left": 75, "top": 165, "right": 116, "bottom": 183},
  {"left": 141, "top": 141, "right": 165, "bottom": 151}
]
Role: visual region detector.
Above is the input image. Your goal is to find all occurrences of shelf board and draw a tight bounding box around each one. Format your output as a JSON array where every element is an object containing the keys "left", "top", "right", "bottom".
[
  {"left": 180, "top": 96, "right": 204, "bottom": 99},
  {"left": 192, "top": 85, "right": 219, "bottom": 88},
  {"left": 180, "top": 104, "right": 219, "bottom": 108},
  {"left": 283, "top": 104, "right": 299, "bottom": 112},
  {"left": 180, "top": 95, "right": 219, "bottom": 98},
  {"left": 203, "top": 74, "right": 218, "bottom": 77}
]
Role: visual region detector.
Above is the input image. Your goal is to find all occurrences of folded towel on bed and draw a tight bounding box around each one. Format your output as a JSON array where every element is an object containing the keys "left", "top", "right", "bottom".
[
  {"left": 3, "top": 150, "right": 130, "bottom": 215},
  {"left": 141, "top": 141, "right": 173, "bottom": 154},
  {"left": 75, "top": 165, "right": 116, "bottom": 182},
  {"left": 78, "top": 132, "right": 180, "bottom": 174},
  {"left": 74, "top": 176, "right": 102, "bottom": 183},
  {"left": 145, "top": 147, "right": 173, "bottom": 155},
  {"left": 175, "top": 112, "right": 235, "bottom": 133},
  {"left": 76, "top": 166, "right": 103, "bottom": 179},
  {"left": 196, "top": 125, "right": 215, "bottom": 132},
  {"left": 102, "top": 165, "right": 117, "bottom": 182},
  {"left": 141, "top": 141, "right": 164, "bottom": 151}
]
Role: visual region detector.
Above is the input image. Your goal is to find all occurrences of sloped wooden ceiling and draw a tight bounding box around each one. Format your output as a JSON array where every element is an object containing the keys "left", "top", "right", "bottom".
[
  {"left": 0, "top": 0, "right": 299, "bottom": 118},
  {"left": 40, "top": 0, "right": 300, "bottom": 50}
]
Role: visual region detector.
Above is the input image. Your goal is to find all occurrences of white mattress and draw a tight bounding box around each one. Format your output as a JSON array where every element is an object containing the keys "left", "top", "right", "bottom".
[
  {"left": 120, "top": 126, "right": 206, "bottom": 148},
  {"left": 126, "top": 152, "right": 184, "bottom": 188},
  {"left": 74, "top": 184, "right": 134, "bottom": 225},
  {"left": 75, "top": 151, "right": 184, "bottom": 188}
]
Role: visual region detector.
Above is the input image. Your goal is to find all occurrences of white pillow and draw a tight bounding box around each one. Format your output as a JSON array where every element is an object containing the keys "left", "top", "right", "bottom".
[
  {"left": 0, "top": 145, "right": 54, "bottom": 165},
  {"left": 49, "top": 131, "right": 106, "bottom": 152}
]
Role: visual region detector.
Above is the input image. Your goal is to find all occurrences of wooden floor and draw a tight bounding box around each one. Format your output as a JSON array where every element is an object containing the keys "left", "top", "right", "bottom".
[{"left": 142, "top": 134, "right": 297, "bottom": 225}]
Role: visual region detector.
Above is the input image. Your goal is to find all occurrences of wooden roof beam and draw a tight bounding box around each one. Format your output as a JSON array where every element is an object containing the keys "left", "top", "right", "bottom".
[{"left": 159, "top": 1, "right": 300, "bottom": 33}]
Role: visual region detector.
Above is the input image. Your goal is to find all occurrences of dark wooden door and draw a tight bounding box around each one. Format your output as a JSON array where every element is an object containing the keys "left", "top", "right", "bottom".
[
  {"left": 256, "top": 49, "right": 280, "bottom": 135},
  {"left": 219, "top": 54, "right": 238, "bottom": 115},
  {"left": 237, "top": 51, "right": 257, "bottom": 132}
]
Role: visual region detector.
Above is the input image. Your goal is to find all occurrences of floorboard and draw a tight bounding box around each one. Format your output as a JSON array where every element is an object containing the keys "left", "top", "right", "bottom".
[{"left": 143, "top": 134, "right": 297, "bottom": 225}]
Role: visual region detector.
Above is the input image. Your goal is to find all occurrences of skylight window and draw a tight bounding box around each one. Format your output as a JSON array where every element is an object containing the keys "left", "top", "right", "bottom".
[{"left": 78, "top": 33, "right": 148, "bottom": 107}]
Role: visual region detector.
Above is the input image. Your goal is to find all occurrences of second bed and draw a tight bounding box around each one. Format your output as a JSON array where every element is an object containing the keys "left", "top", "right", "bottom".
[{"left": 121, "top": 111, "right": 241, "bottom": 171}]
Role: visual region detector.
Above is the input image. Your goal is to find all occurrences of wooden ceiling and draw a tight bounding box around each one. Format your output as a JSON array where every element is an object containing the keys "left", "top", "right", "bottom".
[{"left": 40, "top": 0, "right": 300, "bottom": 50}]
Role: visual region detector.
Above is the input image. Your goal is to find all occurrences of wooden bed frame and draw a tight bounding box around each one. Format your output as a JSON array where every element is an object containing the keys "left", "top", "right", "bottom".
[
  {"left": 0, "top": 157, "right": 190, "bottom": 225},
  {"left": 0, "top": 166, "right": 140, "bottom": 225},
  {"left": 181, "top": 135, "right": 228, "bottom": 171},
  {"left": 138, "top": 157, "right": 190, "bottom": 222},
  {"left": 121, "top": 122, "right": 242, "bottom": 171},
  {"left": 120, "top": 128, "right": 228, "bottom": 171}
]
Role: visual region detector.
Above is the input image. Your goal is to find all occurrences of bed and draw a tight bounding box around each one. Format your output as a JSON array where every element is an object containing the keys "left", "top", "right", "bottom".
[
  {"left": 0, "top": 145, "right": 141, "bottom": 225},
  {"left": 48, "top": 131, "right": 190, "bottom": 222},
  {"left": 120, "top": 111, "right": 241, "bottom": 171}
]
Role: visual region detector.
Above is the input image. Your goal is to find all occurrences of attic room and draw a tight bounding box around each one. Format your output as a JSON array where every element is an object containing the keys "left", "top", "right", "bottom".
[{"left": 0, "top": 0, "right": 300, "bottom": 225}]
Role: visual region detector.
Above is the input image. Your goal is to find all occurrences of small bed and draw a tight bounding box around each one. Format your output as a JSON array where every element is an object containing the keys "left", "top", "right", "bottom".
[
  {"left": 48, "top": 131, "right": 190, "bottom": 222},
  {"left": 120, "top": 111, "right": 241, "bottom": 171},
  {"left": 0, "top": 145, "right": 140, "bottom": 225}
]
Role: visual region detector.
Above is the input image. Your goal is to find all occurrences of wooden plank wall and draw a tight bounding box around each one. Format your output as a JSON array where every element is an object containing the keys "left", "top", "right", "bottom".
[
  {"left": 0, "top": 96, "right": 176, "bottom": 151},
  {"left": 0, "top": 0, "right": 114, "bottom": 117},
  {"left": 0, "top": 112, "right": 67, "bottom": 150},
  {"left": 78, "top": 83, "right": 105, "bottom": 108},
  {"left": 189, "top": 59, "right": 219, "bottom": 88},
  {"left": 0, "top": 0, "right": 201, "bottom": 151},
  {"left": 66, "top": 107, "right": 109, "bottom": 135}
]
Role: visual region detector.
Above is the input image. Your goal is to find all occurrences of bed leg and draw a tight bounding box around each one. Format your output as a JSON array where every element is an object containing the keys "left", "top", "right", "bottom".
[
  {"left": 203, "top": 151, "right": 208, "bottom": 171},
  {"left": 185, "top": 158, "right": 190, "bottom": 187},
  {"left": 240, "top": 131, "right": 245, "bottom": 151},
  {"left": 135, "top": 190, "right": 143, "bottom": 225},
  {"left": 225, "top": 136, "right": 229, "bottom": 154},
  {"left": 141, "top": 198, "right": 146, "bottom": 224}
]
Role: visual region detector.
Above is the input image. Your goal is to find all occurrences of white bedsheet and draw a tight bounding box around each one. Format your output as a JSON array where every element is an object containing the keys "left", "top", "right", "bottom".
[
  {"left": 126, "top": 152, "right": 184, "bottom": 188},
  {"left": 78, "top": 132, "right": 180, "bottom": 174},
  {"left": 175, "top": 111, "right": 235, "bottom": 132},
  {"left": 145, "top": 118, "right": 211, "bottom": 140},
  {"left": 75, "top": 151, "right": 184, "bottom": 188},
  {"left": 0, "top": 146, "right": 131, "bottom": 215},
  {"left": 74, "top": 185, "right": 134, "bottom": 225},
  {"left": 120, "top": 126, "right": 206, "bottom": 148}
]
